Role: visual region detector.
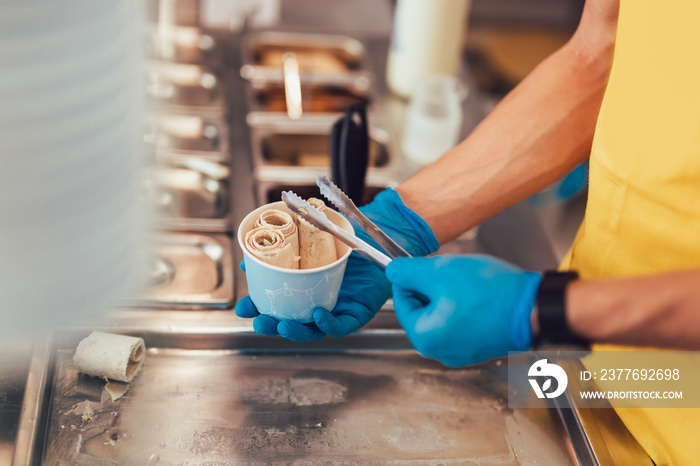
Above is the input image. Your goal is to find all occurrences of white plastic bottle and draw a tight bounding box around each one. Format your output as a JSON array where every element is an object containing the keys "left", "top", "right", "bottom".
[{"left": 386, "top": 0, "right": 470, "bottom": 98}]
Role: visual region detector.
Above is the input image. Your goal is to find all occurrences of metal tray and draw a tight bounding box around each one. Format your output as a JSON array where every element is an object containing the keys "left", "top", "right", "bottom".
[
  {"left": 244, "top": 78, "right": 371, "bottom": 116},
  {"left": 14, "top": 329, "right": 580, "bottom": 465},
  {"left": 144, "top": 25, "right": 220, "bottom": 65},
  {"left": 146, "top": 62, "right": 225, "bottom": 115},
  {"left": 122, "top": 232, "right": 234, "bottom": 309},
  {"left": 143, "top": 158, "right": 231, "bottom": 232},
  {"left": 241, "top": 31, "right": 367, "bottom": 75},
  {"left": 240, "top": 32, "right": 373, "bottom": 117},
  {"left": 255, "top": 174, "right": 397, "bottom": 207},
  {"left": 144, "top": 113, "right": 230, "bottom": 162},
  {"left": 247, "top": 113, "right": 394, "bottom": 174}
]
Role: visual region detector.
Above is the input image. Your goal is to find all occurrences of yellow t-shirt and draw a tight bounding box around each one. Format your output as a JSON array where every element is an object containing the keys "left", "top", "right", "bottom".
[{"left": 560, "top": 1, "right": 700, "bottom": 464}]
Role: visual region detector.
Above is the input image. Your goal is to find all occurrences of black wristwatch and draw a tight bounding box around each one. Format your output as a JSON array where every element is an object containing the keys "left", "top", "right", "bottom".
[{"left": 533, "top": 270, "right": 589, "bottom": 348}]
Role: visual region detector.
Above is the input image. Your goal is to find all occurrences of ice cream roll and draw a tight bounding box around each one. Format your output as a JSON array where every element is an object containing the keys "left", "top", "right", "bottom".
[
  {"left": 73, "top": 331, "right": 146, "bottom": 383},
  {"left": 245, "top": 226, "right": 299, "bottom": 269},
  {"left": 255, "top": 209, "right": 300, "bottom": 260},
  {"left": 296, "top": 198, "right": 338, "bottom": 269}
]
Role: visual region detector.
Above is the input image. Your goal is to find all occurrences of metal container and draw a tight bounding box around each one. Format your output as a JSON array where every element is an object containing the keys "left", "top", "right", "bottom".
[
  {"left": 241, "top": 32, "right": 374, "bottom": 117},
  {"left": 241, "top": 31, "right": 368, "bottom": 76},
  {"left": 122, "top": 232, "right": 234, "bottom": 309},
  {"left": 145, "top": 62, "right": 225, "bottom": 115},
  {"left": 243, "top": 76, "right": 371, "bottom": 116},
  {"left": 143, "top": 157, "right": 231, "bottom": 232},
  {"left": 247, "top": 113, "right": 394, "bottom": 175},
  {"left": 144, "top": 25, "right": 220, "bottom": 65},
  {"left": 14, "top": 329, "right": 582, "bottom": 465},
  {"left": 144, "top": 113, "right": 230, "bottom": 163}
]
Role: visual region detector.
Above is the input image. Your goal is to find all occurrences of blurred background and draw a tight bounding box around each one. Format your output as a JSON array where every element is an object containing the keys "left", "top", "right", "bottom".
[{"left": 0, "top": 0, "right": 590, "bottom": 463}]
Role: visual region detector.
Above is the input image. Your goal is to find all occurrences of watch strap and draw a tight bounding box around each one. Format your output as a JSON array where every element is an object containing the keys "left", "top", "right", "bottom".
[{"left": 534, "top": 270, "right": 588, "bottom": 348}]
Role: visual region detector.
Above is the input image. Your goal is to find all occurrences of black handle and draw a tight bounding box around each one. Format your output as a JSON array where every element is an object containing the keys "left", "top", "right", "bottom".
[{"left": 330, "top": 104, "right": 369, "bottom": 205}]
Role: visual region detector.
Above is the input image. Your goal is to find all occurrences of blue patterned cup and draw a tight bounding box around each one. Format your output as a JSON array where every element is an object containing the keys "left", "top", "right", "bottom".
[{"left": 237, "top": 201, "right": 354, "bottom": 323}]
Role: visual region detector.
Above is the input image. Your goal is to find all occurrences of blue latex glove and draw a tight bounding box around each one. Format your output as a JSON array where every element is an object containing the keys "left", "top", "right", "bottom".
[
  {"left": 386, "top": 255, "right": 542, "bottom": 367},
  {"left": 235, "top": 187, "right": 440, "bottom": 341}
]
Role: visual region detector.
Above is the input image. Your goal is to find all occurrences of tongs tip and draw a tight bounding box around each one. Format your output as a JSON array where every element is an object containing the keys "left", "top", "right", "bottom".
[
  {"left": 316, "top": 175, "right": 356, "bottom": 213},
  {"left": 314, "top": 176, "right": 411, "bottom": 259},
  {"left": 281, "top": 190, "right": 326, "bottom": 225}
]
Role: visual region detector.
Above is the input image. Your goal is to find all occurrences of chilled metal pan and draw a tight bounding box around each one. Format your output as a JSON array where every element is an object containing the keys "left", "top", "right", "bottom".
[{"left": 15, "top": 329, "right": 581, "bottom": 465}]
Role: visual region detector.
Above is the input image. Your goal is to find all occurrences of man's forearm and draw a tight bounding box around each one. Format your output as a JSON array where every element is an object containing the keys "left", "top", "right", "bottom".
[
  {"left": 565, "top": 268, "right": 700, "bottom": 349},
  {"left": 397, "top": 1, "right": 618, "bottom": 244}
]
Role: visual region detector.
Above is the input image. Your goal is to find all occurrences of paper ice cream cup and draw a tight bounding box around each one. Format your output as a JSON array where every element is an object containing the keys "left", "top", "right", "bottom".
[{"left": 237, "top": 201, "right": 353, "bottom": 323}]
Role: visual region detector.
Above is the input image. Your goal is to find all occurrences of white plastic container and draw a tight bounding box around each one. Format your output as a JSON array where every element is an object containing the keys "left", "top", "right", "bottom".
[
  {"left": 0, "top": 0, "right": 145, "bottom": 342},
  {"left": 386, "top": 0, "right": 470, "bottom": 98},
  {"left": 402, "top": 74, "right": 465, "bottom": 166}
]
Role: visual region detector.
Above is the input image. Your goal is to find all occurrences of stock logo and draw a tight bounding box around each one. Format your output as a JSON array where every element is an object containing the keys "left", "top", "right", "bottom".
[{"left": 528, "top": 359, "right": 568, "bottom": 399}]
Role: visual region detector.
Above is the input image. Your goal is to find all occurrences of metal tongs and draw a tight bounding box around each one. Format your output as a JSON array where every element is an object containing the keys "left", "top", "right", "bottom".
[
  {"left": 317, "top": 176, "right": 410, "bottom": 258},
  {"left": 281, "top": 177, "right": 411, "bottom": 270},
  {"left": 281, "top": 190, "right": 393, "bottom": 269}
]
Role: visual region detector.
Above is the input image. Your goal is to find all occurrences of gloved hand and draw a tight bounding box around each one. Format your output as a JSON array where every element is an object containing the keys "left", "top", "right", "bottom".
[
  {"left": 385, "top": 255, "right": 542, "bottom": 367},
  {"left": 235, "top": 187, "right": 440, "bottom": 341}
]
